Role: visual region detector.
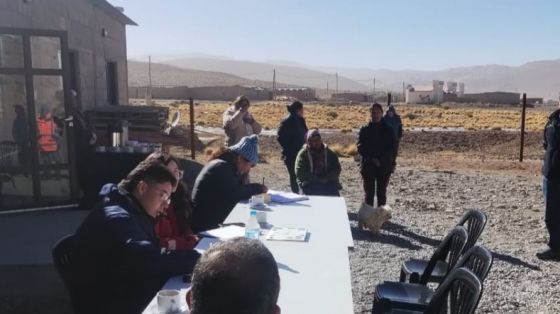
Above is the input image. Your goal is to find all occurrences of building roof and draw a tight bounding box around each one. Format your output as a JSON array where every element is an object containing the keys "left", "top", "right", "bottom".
[{"left": 89, "top": 0, "right": 138, "bottom": 26}]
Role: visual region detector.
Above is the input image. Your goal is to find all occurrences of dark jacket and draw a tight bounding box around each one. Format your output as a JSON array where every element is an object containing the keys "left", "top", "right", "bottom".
[
  {"left": 295, "top": 144, "right": 341, "bottom": 187},
  {"left": 12, "top": 115, "right": 28, "bottom": 144},
  {"left": 357, "top": 120, "right": 397, "bottom": 175},
  {"left": 543, "top": 109, "right": 560, "bottom": 179},
  {"left": 277, "top": 114, "right": 308, "bottom": 160},
  {"left": 191, "top": 157, "right": 263, "bottom": 233},
  {"left": 72, "top": 184, "right": 200, "bottom": 314},
  {"left": 383, "top": 114, "right": 403, "bottom": 141}
]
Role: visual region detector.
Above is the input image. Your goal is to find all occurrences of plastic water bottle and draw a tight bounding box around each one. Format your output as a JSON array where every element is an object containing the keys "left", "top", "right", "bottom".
[{"left": 245, "top": 210, "right": 260, "bottom": 239}]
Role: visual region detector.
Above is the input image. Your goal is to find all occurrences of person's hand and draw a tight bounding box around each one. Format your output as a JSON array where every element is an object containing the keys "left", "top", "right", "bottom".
[
  {"left": 167, "top": 239, "right": 177, "bottom": 251},
  {"left": 89, "top": 133, "right": 97, "bottom": 145},
  {"left": 371, "top": 158, "right": 381, "bottom": 167},
  {"left": 259, "top": 184, "right": 268, "bottom": 193}
]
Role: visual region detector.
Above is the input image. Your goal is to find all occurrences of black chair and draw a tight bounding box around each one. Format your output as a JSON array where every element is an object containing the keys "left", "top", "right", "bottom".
[
  {"left": 373, "top": 267, "right": 483, "bottom": 314},
  {"left": 457, "top": 209, "right": 487, "bottom": 254},
  {"left": 373, "top": 245, "right": 493, "bottom": 313},
  {"left": 52, "top": 234, "right": 89, "bottom": 314},
  {"left": 400, "top": 226, "right": 468, "bottom": 284}
]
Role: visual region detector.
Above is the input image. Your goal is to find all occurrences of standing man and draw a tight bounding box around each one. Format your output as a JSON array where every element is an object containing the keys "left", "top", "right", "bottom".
[
  {"left": 295, "top": 129, "right": 341, "bottom": 196},
  {"left": 357, "top": 103, "right": 397, "bottom": 207},
  {"left": 277, "top": 101, "right": 308, "bottom": 193},
  {"left": 537, "top": 103, "right": 560, "bottom": 260},
  {"left": 12, "top": 104, "right": 29, "bottom": 167},
  {"left": 37, "top": 105, "right": 61, "bottom": 178},
  {"left": 223, "top": 95, "right": 262, "bottom": 147}
]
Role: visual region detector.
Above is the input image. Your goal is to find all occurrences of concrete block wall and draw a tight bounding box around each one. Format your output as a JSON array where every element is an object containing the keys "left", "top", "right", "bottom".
[{"left": 0, "top": 0, "right": 131, "bottom": 111}]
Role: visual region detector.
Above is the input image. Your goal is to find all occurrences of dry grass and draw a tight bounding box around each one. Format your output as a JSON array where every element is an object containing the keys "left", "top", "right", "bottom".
[
  {"left": 144, "top": 99, "right": 551, "bottom": 131},
  {"left": 330, "top": 143, "right": 359, "bottom": 157}
]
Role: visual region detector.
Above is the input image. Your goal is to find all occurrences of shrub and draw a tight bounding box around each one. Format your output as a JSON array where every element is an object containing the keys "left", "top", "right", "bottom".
[
  {"left": 327, "top": 111, "right": 338, "bottom": 119},
  {"left": 405, "top": 112, "right": 417, "bottom": 120}
]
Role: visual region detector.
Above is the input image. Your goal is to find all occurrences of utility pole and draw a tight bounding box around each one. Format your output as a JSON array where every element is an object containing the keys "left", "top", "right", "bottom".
[
  {"left": 272, "top": 69, "right": 276, "bottom": 99},
  {"left": 326, "top": 81, "right": 329, "bottom": 99},
  {"left": 520, "top": 93, "right": 527, "bottom": 162},
  {"left": 335, "top": 73, "right": 339, "bottom": 95},
  {"left": 146, "top": 55, "right": 152, "bottom": 105},
  {"left": 373, "top": 77, "right": 376, "bottom": 102}
]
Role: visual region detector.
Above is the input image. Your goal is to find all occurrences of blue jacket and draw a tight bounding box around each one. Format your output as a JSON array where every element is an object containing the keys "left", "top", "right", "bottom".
[{"left": 72, "top": 184, "right": 200, "bottom": 314}]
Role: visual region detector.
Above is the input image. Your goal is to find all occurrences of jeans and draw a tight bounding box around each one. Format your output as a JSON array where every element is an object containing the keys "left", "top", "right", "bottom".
[
  {"left": 362, "top": 172, "right": 391, "bottom": 207},
  {"left": 544, "top": 176, "right": 560, "bottom": 251}
]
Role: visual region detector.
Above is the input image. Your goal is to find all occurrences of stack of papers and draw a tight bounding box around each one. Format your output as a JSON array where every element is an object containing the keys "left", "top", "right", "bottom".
[
  {"left": 266, "top": 227, "right": 308, "bottom": 242},
  {"left": 195, "top": 237, "right": 221, "bottom": 254},
  {"left": 199, "top": 225, "right": 245, "bottom": 239},
  {"left": 268, "top": 190, "right": 309, "bottom": 204}
]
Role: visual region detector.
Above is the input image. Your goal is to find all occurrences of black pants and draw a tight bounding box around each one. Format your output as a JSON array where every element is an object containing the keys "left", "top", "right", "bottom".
[
  {"left": 544, "top": 176, "right": 560, "bottom": 251},
  {"left": 362, "top": 172, "right": 391, "bottom": 207},
  {"left": 283, "top": 155, "right": 299, "bottom": 194}
]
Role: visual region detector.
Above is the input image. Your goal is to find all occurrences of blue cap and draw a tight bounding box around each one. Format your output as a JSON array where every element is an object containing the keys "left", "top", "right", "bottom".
[{"left": 229, "top": 134, "right": 259, "bottom": 166}]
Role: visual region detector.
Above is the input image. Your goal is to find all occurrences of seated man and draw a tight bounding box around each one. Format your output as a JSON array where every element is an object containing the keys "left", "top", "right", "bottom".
[
  {"left": 187, "top": 238, "right": 281, "bottom": 314},
  {"left": 295, "top": 128, "right": 342, "bottom": 196},
  {"left": 72, "top": 161, "right": 201, "bottom": 314}
]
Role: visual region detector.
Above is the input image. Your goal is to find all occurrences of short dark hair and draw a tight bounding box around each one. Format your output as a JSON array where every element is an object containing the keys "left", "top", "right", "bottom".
[
  {"left": 370, "top": 102, "right": 383, "bottom": 113},
  {"left": 190, "top": 238, "right": 280, "bottom": 314},
  {"left": 287, "top": 101, "right": 303, "bottom": 114},
  {"left": 118, "top": 159, "right": 177, "bottom": 192}
]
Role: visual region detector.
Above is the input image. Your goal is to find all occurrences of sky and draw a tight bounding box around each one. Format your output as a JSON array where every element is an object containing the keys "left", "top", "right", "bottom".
[{"left": 109, "top": 0, "right": 560, "bottom": 71}]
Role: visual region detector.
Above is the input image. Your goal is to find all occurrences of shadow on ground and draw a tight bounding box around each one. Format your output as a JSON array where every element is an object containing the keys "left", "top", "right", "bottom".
[{"left": 0, "top": 265, "right": 72, "bottom": 314}]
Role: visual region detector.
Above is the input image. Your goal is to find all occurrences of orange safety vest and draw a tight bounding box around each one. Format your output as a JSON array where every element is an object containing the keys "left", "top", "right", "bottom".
[{"left": 37, "top": 117, "right": 58, "bottom": 152}]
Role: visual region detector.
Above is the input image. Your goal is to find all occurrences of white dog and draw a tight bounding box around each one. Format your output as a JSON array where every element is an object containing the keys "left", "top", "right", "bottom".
[{"left": 357, "top": 203, "right": 392, "bottom": 234}]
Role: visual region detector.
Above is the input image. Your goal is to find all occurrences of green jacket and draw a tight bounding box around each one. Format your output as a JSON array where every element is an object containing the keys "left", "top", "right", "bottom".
[{"left": 295, "top": 144, "right": 341, "bottom": 187}]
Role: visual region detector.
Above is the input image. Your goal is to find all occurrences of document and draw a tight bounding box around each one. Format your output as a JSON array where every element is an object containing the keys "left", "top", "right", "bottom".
[{"left": 199, "top": 225, "right": 245, "bottom": 239}]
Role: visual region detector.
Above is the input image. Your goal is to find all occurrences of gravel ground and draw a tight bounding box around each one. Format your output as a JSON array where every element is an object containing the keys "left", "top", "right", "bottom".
[{"left": 249, "top": 156, "right": 560, "bottom": 314}]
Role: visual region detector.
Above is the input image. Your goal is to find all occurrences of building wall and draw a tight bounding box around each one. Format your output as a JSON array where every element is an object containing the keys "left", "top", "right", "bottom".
[
  {"left": 406, "top": 90, "right": 433, "bottom": 104},
  {"left": 331, "top": 92, "right": 369, "bottom": 102},
  {"left": 463, "top": 92, "right": 520, "bottom": 105},
  {"left": 0, "top": 0, "right": 130, "bottom": 110},
  {"left": 274, "top": 88, "right": 316, "bottom": 101}
]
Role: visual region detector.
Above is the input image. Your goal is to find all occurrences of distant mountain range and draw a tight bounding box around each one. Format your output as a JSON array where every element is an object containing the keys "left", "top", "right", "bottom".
[{"left": 128, "top": 55, "right": 560, "bottom": 99}]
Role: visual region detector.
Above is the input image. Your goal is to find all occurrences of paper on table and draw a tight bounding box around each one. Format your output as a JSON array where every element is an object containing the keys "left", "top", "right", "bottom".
[
  {"left": 199, "top": 225, "right": 245, "bottom": 239},
  {"left": 266, "top": 227, "right": 308, "bottom": 242},
  {"left": 195, "top": 237, "right": 221, "bottom": 254},
  {"left": 268, "top": 190, "right": 309, "bottom": 204}
]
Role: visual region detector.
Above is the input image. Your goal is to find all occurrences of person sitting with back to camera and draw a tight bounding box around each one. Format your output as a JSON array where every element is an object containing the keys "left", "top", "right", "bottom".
[
  {"left": 187, "top": 237, "right": 281, "bottom": 314},
  {"left": 295, "top": 128, "right": 342, "bottom": 196},
  {"left": 191, "top": 135, "right": 267, "bottom": 233}
]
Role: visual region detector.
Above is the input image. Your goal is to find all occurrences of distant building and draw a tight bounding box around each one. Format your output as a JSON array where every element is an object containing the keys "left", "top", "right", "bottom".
[
  {"left": 330, "top": 92, "right": 371, "bottom": 103},
  {"left": 130, "top": 85, "right": 273, "bottom": 101},
  {"left": 462, "top": 92, "right": 520, "bottom": 105},
  {"left": 274, "top": 87, "right": 316, "bottom": 101},
  {"left": 405, "top": 80, "right": 445, "bottom": 104}
]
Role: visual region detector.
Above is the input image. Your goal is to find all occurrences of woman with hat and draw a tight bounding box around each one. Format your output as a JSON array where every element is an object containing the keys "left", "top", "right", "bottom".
[{"left": 191, "top": 135, "right": 267, "bottom": 232}]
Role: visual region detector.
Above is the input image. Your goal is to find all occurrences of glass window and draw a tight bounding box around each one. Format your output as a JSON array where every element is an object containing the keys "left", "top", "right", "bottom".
[
  {"left": 31, "top": 36, "right": 62, "bottom": 69},
  {"left": 0, "top": 74, "right": 34, "bottom": 210},
  {"left": 0, "top": 34, "right": 24, "bottom": 68}
]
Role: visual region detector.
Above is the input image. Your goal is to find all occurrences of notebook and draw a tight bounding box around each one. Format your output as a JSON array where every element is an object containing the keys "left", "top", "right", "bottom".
[{"left": 266, "top": 227, "right": 308, "bottom": 242}]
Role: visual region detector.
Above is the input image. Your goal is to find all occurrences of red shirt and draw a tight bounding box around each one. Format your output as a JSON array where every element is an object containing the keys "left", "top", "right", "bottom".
[{"left": 154, "top": 204, "right": 199, "bottom": 250}]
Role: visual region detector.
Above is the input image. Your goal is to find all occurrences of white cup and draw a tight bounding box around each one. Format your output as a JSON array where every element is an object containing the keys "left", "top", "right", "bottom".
[
  {"left": 157, "top": 289, "right": 182, "bottom": 314},
  {"left": 256, "top": 211, "right": 267, "bottom": 224},
  {"left": 250, "top": 194, "right": 265, "bottom": 208}
]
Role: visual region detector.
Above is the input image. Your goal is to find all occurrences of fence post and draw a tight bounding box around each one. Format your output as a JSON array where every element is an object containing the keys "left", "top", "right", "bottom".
[
  {"left": 519, "top": 93, "right": 527, "bottom": 162},
  {"left": 189, "top": 98, "right": 195, "bottom": 160},
  {"left": 387, "top": 92, "right": 392, "bottom": 106}
]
